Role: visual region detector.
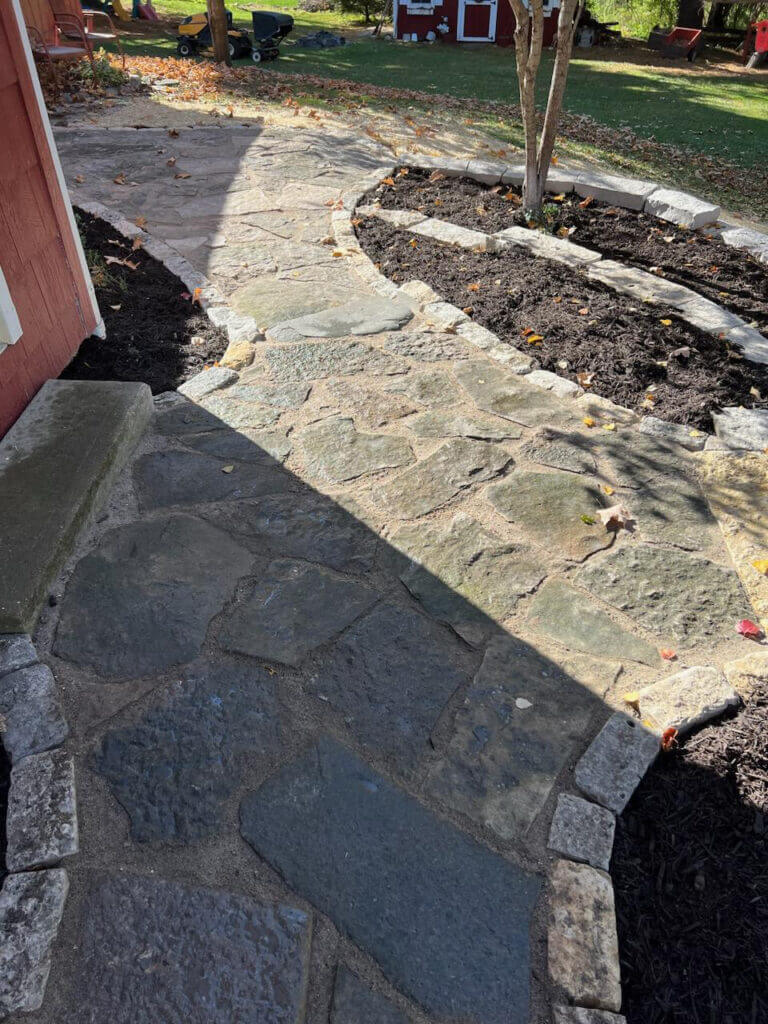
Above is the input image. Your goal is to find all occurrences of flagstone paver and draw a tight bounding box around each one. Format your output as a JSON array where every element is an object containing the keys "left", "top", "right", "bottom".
[
  {"left": 240, "top": 738, "right": 539, "bottom": 1024},
  {"left": 21, "top": 121, "right": 758, "bottom": 1024},
  {"left": 66, "top": 876, "right": 311, "bottom": 1024}
]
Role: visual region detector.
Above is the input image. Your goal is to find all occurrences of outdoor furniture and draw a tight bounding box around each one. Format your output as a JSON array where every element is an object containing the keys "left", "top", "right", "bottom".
[{"left": 53, "top": 5, "right": 125, "bottom": 67}]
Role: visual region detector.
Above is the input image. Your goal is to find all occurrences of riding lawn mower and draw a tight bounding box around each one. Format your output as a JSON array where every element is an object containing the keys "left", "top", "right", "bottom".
[{"left": 176, "top": 9, "right": 293, "bottom": 62}]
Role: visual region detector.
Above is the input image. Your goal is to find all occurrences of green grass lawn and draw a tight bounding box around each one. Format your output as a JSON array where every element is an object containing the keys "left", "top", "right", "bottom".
[{"left": 120, "top": 1, "right": 768, "bottom": 169}]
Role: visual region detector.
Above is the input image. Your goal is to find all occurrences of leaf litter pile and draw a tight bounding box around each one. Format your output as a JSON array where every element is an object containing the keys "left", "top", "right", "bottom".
[
  {"left": 612, "top": 681, "right": 768, "bottom": 1024},
  {"left": 356, "top": 192, "right": 768, "bottom": 430},
  {"left": 62, "top": 210, "right": 227, "bottom": 393},
  {"left": 374, "top": 169, "right": 768, "bottom": 336}
]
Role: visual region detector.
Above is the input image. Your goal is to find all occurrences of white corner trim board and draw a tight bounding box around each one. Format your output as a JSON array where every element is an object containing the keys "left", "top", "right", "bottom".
[{"left": 0, "top": 267, "right": 23, "bottom": 350}]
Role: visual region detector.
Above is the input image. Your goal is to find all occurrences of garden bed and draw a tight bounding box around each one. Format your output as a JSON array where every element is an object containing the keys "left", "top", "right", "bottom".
[
  {"left": 373, "top": 170, "right": 768, "bottom": 334},
  {"left": 612, "top": 682, "right": 768, "bottom": 1024},
  {"left": 62, "top": 210, "right": 228, "bottom": 394},
  {"left": 355, "top": 215, "right": 768, "bottom": 430}
]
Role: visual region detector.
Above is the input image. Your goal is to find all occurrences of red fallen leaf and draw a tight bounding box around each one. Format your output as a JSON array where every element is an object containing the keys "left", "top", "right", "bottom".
[
  {"left": 597, "top": 503, "right": 633, "bottom": 530},
  {"left": 660, "top": 648, "right": 677, "bottom": 661},
  {"left": 737, "top": 618, "right": 764, "bottom": 640},
  {"left": 661, "top": 727, "right": 679, "bottom": 752}
]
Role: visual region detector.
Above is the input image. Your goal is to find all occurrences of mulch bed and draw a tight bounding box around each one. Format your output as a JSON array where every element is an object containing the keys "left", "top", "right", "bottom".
[
  {"left": 373, "top": 170, "right": 768, "bottom": 336},
  {"left": 612, "top": 683, "right": 768, "bottom": 1024},
  {"left": 355, "top": 215, "right": 768, "bottom": 430},
  {"left": 62, "top": 210, "right": 228, "bottom": 394}
]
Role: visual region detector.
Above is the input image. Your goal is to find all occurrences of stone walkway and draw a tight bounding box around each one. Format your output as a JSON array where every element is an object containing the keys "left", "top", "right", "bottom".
[{"left": 15, "top": 123, "right": 759, "bottom": 1024}]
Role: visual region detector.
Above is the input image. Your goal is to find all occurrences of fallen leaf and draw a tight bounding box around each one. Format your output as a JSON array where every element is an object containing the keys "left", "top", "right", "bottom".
[
  {"left": 737, "top": 618, "right": 763, "bottom": 640},
  {"left": 526, "top": 334, "right": 543, "bottom": 345},
  {"left": 428, "top": 170, "right": 446, "bottom": 182},
  {"left": 577, "top": 371, "right": 595, "bottom": 388},
  {"left": 552, "top": 193, "right": 566, "bottom": 202},
  {"left": 221, "top": 465, "right": 234, "bottom": 474},
  {"left": 134, "top": 215, "right": 147, "bottom": 229},
  {"left": 597, "top": 503, "right": 633, "bottom": 530},
  {"left": 409, "top": 238, "right": 418, "bottom": 248},
  {"left": 467, "top": 283, "right": 480, "bottom": 292},
  {"left": 623, "top": 691, "right": 641, "bottom": 712},
  {"left": 109, "top": 304, "right": 121, "bottom": 311},
  {"left": 75, "top": 174, "right": 85, "bottom": 184},
  {"left": 660, "top": 648, "right": 677, "bottom": 661},
  {"left": 577, "top": 307, "right": 589, "bottom": 316},
  {"left": 380, "top": 177, "right": 395, "bottom": 186},
  {"left": 174, "top": 171, "right": 191, "bottom": 179},
  {"left": 462, "top": 306, "right": 474, "bottom": 314},
  {"left": 578, "top": 196, "right": 594, "bottom": 209},
  {"left": 660, "top": 318, "right": 673, "bottom": 326},
  {"left": 602, "top": 484, "right": 615, "bottom": 495},
  {"left": 661, "top": 727, "right": 679, "bottom": 752},
  {"left": 582, "top": 416, "right": 595, "bottom": 428},
  {"left": 553, "top": 296, "right": 562, "bottom": 303},
  {"left": 104, "top": 255, "right": 138, "bottom": 270},
  {"left": 113, "top": 172, "right": 127, "bottom": 185},
  {"left": 168, "top": 129, "right": 179, "bottom": 138},
  {"left": 752, "top": 559, "right": 768, "bottom": 576},
  {"left": 602, "top": 422, "right": 616, "bottom": 431},
  {"left": 580, "top": 514, "right": 596, "bottom": 525},
  {"left": 166, "top": 156, "right": 177, "bottom": 167},
  {"left": 131, "top": 237, "right": 143, "bottom": 251}
]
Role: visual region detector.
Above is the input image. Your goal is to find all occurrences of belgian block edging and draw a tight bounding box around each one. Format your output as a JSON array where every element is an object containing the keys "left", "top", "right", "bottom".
[{"left": 0, "top": 636, "right": 75, "bottom": 1018}]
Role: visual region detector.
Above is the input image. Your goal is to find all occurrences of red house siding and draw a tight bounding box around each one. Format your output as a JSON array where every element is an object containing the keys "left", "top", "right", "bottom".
[
  {"left": 0, "top": 0, "right": 100, "bottom": 435},
  {"left": 396, "top": 0, "right": 559, "bottom": 46}
]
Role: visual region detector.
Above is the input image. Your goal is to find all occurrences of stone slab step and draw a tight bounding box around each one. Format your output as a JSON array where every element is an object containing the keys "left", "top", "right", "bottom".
[{"left": 0, "top": 380, "right": 152, "bottom": 632}]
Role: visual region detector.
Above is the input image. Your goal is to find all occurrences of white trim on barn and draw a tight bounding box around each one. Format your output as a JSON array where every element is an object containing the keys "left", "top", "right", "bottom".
[
  {"left": 9, "top": 0, "right": 104, "bottom": 340},
  {"left": 0, "top": 267, "right": 23, "bottom": 352},
  {"left": 457, "top": 0, "right": 498, "bottom": 41}
]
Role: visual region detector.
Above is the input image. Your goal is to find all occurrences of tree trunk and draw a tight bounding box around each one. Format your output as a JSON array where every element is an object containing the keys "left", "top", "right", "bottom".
[
  {"left": 706, "top": 2, "right": 727, "bottom": 30},
  {"left": 677, "top": 0, "right": 703, "bottom": 29},
  {"left": 207, "top": 0, "right": 231, "bottom": 65},
  {"left": 507, "top": 0, "right": 582, "bottom": 217}
]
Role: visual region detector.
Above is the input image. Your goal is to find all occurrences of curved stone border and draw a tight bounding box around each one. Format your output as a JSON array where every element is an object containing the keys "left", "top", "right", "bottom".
[
  {"left": 68, "top": 193, "right": 262, "bottom": 372},
  {"left": 0, "top": 635, "right": 75, "bottom": 1018},
  {"left": 336, "top": 161, "right": 768, "bottom": 452},
  {"left": 544, "top": 661, "right": 748, "bottom": 1019}
]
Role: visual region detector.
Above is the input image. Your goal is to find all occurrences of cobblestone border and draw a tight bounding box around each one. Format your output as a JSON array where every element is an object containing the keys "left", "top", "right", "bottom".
[
  {"left": 69, "top": 192, "right": 262, "bottom": 373},
  {"left": 544, "top": 663, "right": 743, "bottom": 1019},
  {"left": 336, "top": 161, "right": 768, "bottom": 452},
  {"left": 0, "top": 635, "right": 76, "bottom": 1018}
]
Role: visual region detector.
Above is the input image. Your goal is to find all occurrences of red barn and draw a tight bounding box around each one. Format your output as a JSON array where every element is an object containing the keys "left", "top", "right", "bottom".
[
  {"left": 394, "top": 0, "right": 561, "bottom": 44},
  {"left": 0, "top": 0, "right": 102, "bottom": 436}
]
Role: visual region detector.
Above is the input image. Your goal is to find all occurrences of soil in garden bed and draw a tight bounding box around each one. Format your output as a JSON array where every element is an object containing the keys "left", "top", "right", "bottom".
[
  {"left": 355, "top": 216, "right": 768, "bottom": 429},
  {"left": 372, "top": 170, "right": 768, "bottom": 337},
  {"left": 612, "top": 682, "right": 768, "bottom": 1024},
  {"left": 62, "top": 210, "right": 228, "bottom": 394}
]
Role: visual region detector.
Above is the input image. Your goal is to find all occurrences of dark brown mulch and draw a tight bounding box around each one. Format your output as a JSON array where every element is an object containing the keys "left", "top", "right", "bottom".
[
  {"left": 62, "top": 210, "right": 228, "bottom": 394},
  {"left": 0, "top": 740, "right": 9, "bottom": 883},
  {"left": 355, "top": 216, "right": 768, "bottom": 430},
  {"left": 612, "top": 682, "right": 768, "bottom": 1024},
  {"left": 373, "top": 170, "right": 768, "bottom": 337}
]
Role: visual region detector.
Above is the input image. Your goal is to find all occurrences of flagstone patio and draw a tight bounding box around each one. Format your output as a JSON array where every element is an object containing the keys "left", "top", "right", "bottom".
[{"left": 8, "top": 122, "right": 761, "bottom": 1024}]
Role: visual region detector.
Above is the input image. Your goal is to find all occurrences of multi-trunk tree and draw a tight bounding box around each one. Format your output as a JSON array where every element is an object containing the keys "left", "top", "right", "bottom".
[{"left": 506, "top": 0, "right": 584, "bottom": 216}]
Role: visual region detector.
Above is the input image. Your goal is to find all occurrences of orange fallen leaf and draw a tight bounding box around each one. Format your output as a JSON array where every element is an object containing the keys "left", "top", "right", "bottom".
[
  {"left": 380, "top": 177, "right": 395, "bottom": 186},
  {"left": 577, "top": 307, "right": 589, "bottom": 315},
  {"left": 737, "top": 618, "right": 764, "bottom": 640},
  {"left": 660, "top": 318, "right": 673, "bottom": 326},
  {"left": 131, "top": 237, "right": 143, "bottom": 251},
  {"left": 113, "top": 172, "right": 127, "bottom": 185},
  {"left": 75, "top": 174, "right": 85, "bottom": 184},
  {"left": 661, "top": 727, "right": 679, "bottom": 752},
  {"left": 166, "top": 156, "right": 177, "bottom": 167},
  {"left": 582, "top": 417, "right": 595, "bottom": 428},
  {"left": 660, "top": 648, "right": 677, "bottom": 661},
  {"left": 577, "top": 371, "right": 595, "bottom": 388},
  {"left": 578, "top": 196, "right": 594, "bottom": 209},
  {"left": 467, "top": 283, "right": 480, "bottom": 292},
  {"left": 174, "top": 171, "right": 191, "bottom": 179},
  {"left": 134, "top": 215, "right": 147, "bottom": 229}
]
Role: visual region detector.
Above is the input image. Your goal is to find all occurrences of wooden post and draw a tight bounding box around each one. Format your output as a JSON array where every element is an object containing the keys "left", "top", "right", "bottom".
[{"left": 207, "top": 0, "right": 231, "bottom": 65}]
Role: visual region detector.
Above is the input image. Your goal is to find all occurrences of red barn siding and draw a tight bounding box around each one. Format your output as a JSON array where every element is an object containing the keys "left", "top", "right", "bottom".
[
  {"left": 0, "top": 1, "right": 100, "bottom": 435},
  {"left": 396, "top": 0, "right": 559, "bottom": 45}
]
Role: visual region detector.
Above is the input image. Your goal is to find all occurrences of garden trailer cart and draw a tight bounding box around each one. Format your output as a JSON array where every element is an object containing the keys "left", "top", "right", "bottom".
[
  {"left": 250, "top": 11, "right": 293, "bottom": 62},
  {"left": 648, "top": 24, "right": 702, "bottom": 60}
]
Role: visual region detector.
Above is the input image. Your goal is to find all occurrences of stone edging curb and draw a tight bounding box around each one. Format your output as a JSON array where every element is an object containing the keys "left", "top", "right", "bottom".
[
  {"left": 69, "top": 192, "right": 263, "bottom": 373},
  {"left": 0, "top": 635, "right": 76, "bottom": 1018},
  {"left": 544, "top": 662, "right": 744, "bottom": 1020},
  {"left": 333, "top": 160, "right": 768, "bottom": 453}
]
